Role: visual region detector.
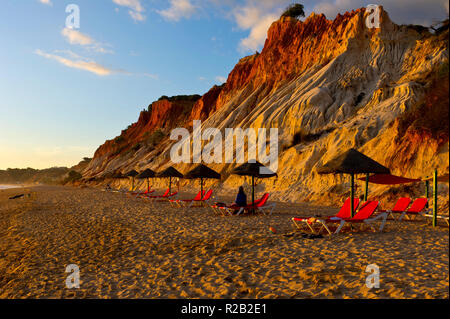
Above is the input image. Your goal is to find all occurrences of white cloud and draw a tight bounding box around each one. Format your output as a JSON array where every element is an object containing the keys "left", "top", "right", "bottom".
[
  {"left": 157, "top": 0, "right": 197, "bottom": 21},
  {"left": 35, "top": 50, "right": 158, "bottom": 78},
  {"left": 61, "top": 28, "right": 114, "bottom": 54},
  {"left": 215, "top": 76, "right": 227, "bottom": 83},
  {"left": 35, "top": 49, "right": 114, "bottom": 76},
  {"left": 233, "top": 3, "right": 284, "bottom": 53},
  {"left": 112, "top": 0, "right": 146, "bottom": 22},
  {"left": 61, "top": 28, "right": 93, "bottom": 46},
  {"left": 39, "top": 0, "right": 52, "bottom": 6}
]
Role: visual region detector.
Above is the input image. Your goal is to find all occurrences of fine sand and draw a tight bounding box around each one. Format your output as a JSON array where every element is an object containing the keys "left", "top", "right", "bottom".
[{"left": 0, "top": 185, "right": 448, "bottom": 299}]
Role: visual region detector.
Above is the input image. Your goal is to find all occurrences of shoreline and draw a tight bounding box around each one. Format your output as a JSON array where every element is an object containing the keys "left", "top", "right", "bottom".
[{"left": 0, "top": 184, "right": 24, "bottom": 190}]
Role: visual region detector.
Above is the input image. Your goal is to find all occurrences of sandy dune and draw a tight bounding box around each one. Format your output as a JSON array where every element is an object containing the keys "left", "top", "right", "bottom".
[{"left": 0, "top": 186, "right": 448, "bottom": 299}]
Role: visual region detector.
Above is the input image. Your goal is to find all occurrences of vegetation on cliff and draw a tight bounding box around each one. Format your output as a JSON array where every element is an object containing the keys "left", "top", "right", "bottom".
[{"left": 281, "top": 3, "right": 305, "bottom": 19}]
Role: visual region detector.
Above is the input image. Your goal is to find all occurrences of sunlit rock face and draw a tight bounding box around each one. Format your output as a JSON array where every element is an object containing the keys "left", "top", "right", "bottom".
[{"left": 85, "top": 7, "right": 449, "bottom": 206}]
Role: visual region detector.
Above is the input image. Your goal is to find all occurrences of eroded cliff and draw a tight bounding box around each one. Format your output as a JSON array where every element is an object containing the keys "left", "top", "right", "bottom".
[{"left": 84, "top": 7, "right": 449, "bottom": 206}]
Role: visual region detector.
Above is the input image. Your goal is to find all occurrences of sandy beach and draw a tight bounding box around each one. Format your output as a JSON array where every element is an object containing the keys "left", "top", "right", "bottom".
[{"left": 0, "top": 185, "right": 448, "bottom": 299}]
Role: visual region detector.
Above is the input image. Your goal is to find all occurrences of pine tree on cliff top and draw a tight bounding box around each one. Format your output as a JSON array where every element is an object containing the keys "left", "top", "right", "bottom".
[{"left": 281, "top": 3, "right": 305, "bottom": 19}]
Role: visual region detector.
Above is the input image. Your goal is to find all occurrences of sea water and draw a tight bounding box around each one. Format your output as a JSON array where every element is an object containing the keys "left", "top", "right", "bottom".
[{"left": 0, "top": 185, "right": 21, "bottom": 190}]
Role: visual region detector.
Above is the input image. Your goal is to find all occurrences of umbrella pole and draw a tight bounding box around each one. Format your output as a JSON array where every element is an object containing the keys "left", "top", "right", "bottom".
[
  {"left": 433, "top": 169, "right": 438, "bottom": 227},
  {"left": 350, "top": 173, "right": 355, "bottom": 218},
  {"left": 201, "top": 178, "right": 203, "bottom": 196},
  {"left": 169, "top": 177, "right": 172, "bottom": 194},
  {"left": 425, "top": 180, "right": 429, "bottom": 208},
  {"left": 147, "top": 178, "right": 150, "bottom": 193},
  {"left": 364, "top": 173, "right": 369, "bottom": 202}
]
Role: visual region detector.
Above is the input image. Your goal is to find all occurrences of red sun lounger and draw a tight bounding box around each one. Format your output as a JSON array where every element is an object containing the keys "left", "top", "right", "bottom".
[
  {"left": 153, "top": 191, "right": 178, "bottom": 202},
  {"left": 396, "top": 198, "right": 430, "bottom": 221},
  {"left": 292, "top": 197, "right": 360, "bottom": 234},
  {"left": 212, "top": 193, "right": 274, "bottom": 216},
  {"left": 169, "top": 190, "right": 205, "bottom": 207},
  {"left": 236, "top": 193, "right": 276, "bottom": 216},
  {"left": 378, "top": 197, "right": 411, "bottom": 219},
  {"left": 308, "top": 201, "right": 386, "bottom": 235},
  {"left": 185, "top": 189, "right": 214, "bottom": 208},
  {"left": 128, "top": 189, "right": 155, "bottom": 198},
  {"left": 144, "top": 189, "right": 170, "bottom": 198}
]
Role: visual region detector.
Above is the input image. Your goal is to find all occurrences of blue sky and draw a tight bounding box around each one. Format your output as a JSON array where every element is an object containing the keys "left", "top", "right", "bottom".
[{"left": 0, "top": 0, "right": 448, "bottom": 169}]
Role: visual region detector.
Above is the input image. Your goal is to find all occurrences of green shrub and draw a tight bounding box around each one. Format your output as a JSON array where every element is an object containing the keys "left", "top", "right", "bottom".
[
  {"left": 132, "top": 143, "right": 141, "bottom": 152},
  {"left": 146, "top": 129, "right": 166, "bottom": 148},
  {"left": 289, "top": 127, "right": 335, "bottom": 148},
  {"left": 63, "top": 170, "right": 82, "bottom": 184},
  {"left": 281, "top": 3, "right": 305, "bottom": 19},
  {"left": 114, "top": 136, "right": 125, "bottom": 144},
  {"left": 157, "top": 94, "right": 201, "bottom": 102}
]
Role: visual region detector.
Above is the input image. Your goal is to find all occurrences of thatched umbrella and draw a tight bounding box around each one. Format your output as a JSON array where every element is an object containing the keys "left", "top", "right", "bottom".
[
  {"left": 156, "top": 166, "right": 184, "bottom": 193},
  {"left": 232, "top": 160, "right": 277, "bottom": 205},
  {"left": 125, "top": 170, "right": 139, "bottom": 191},
  {"left": 318, "top": 148, "right": 390, "bottom": 217},
  {"left": 184, "top": 164, "right": 221, "bottom": 195},
  {"left": 137, "top": 168, "right": 156, "bottom": 193}
]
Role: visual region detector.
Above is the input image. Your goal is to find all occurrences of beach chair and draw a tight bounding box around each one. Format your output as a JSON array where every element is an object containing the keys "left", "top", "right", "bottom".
[
  {"left": 423, "top": 213, "right": 450, "bottom": 226},
  {"left": 292, "top": 198, "right": 360, "bottom": 234},
  {"left": 153, "top": 191, "right": 178, "bottom": 202},
  {"left": 169, "top": 190, "right": 205, "bottom": 207},
  {"left": 311, "top": 201, "right": 385, "bottom": 235},
  {"left": 211, "top": 193, "right": 269, "bottom": 216},
  {"left": 191, "top": 189, "right": 214, "bottom": 207},
  {"left": 396, "top": 198, "right": 430, "bottom": 221},
  {"left": 211, "top": 203, "right": 239, "bottom": 216},
  {"left": 128, "top": 189, "right": 155, "bottom": 198},
  {"left": 237, "top": 193, "right": 276, "bottom": 215},
  {"left": 377, "top": 197, "right": 411, "bottom": 220},
  {"left": 144, "top": 188, "right": 170, "bottom": 199}
]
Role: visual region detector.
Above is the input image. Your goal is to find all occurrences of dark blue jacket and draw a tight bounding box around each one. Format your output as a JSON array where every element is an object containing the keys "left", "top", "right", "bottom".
[{"left": 235, "top": 191, "right": 247, "bottom": 207}]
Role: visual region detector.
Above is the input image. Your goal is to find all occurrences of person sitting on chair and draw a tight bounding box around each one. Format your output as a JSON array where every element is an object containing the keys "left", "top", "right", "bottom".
[{"left": 232, "top": 186, "right": 247, "bottom": 214}]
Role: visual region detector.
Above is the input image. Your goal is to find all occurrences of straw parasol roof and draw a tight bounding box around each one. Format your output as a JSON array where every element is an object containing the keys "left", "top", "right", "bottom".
[
  {"left": 232, "top": 160, "right": 277, "bottom": 207},
  {"left": 156, "top": 166, "right": 183, "bottom": 193},
  {"left": 137, "top": 168, "right": 156, "bottom": 179},
  {"left": 232, "top": 160, "right": 277, "bottom": 178},
  {"left": 317, "top": 149, "right": 390, "bottom": 175},
  {"left": 125, "top": 169, "right": 139, "bottom": 177},
  {"left": 156, "top": 166, "right": 184, "bottom": 178},
  {"left": 184, "top": 164, "right": 221, "bottom": 180},
  {"left": 184, "top": 164, "right": 221, "bottom": 195}
]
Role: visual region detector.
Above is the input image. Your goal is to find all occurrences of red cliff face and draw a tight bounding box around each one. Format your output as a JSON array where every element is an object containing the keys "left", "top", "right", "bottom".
[
  {"left": 189, "top": 85, "right": 224, "bottom": 121},
  {"left": 215, "top": 9, "right": 369, "bottom": 109}
]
